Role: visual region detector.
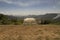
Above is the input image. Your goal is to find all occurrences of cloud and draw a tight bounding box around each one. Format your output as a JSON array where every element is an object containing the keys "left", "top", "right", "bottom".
[
  {"left": 57, "top": 1, "right": 60, "bottom": 6},
  {"left": 0, "top": 0, "right": 60, "bottom": 16},
  {"left": 0, "top": 0, "right": 13, "bottom": 4},
  {"left": 0, "top": 0, "right": 40, "bottom": 7},
  {"left": 0, "top": 0, "right": 53, "bottom": 7},
  {"left": 1, "top": 9, "right": 60, "bottom": 16}
]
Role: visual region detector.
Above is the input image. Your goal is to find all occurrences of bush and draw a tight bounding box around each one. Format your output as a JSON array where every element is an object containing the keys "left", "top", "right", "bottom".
[
  {"left": 0, "top": 14, "right": 24, "bottom": 25},
  {"left": 41, "top": 20, "right": 51, "bottom": 24},
  {"left": 11, "top": 19, "right": 23, "bottom": 25}
]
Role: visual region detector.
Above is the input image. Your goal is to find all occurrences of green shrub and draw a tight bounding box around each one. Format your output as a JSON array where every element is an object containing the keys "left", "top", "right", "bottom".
[{"left": 41, "top": 20, "right": 51, "bottom": 24}]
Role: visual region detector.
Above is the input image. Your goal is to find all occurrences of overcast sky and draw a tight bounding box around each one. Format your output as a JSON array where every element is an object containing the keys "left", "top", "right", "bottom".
[{"left": 0, "top": 0, "right": 60, "bottom": 16}]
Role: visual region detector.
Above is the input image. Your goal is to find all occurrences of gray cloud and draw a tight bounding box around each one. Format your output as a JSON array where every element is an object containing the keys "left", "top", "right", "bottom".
[
  {"left": 0, "top": 0, "right": 60, "bottom": 15},
  {"left": 0, "top": 0, "right": 55, "bottom": 7}
]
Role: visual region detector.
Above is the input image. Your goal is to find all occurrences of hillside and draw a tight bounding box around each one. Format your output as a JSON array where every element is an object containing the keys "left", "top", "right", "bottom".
[
  {"left": 23, "top": 13, "right": 59, "bottom": 20},
  {"left": 41, "top": 13, "right": 58, "bottom": 20},
  {"left": 0, "top": 14, "right": 23, "bottom": 25},
  {"left": 0, "top": 13, "right": 59, "bottom": 20},
  {"left": 0, "top": 13, "right": 60, "bottom": 25},
  {"left": 0, "top": 25, "right": 60, "bottom": 40}
]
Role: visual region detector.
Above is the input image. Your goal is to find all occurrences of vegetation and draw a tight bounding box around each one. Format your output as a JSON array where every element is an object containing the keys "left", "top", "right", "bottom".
[
  {"left": 0, "top": 14, "right": 60, "bottom": 25},
  {"left": 40, "top": 19, "right": 52, "bottom": 24},
  {"left": 0, "top": 14, "right": 23, "bottom": 25}
]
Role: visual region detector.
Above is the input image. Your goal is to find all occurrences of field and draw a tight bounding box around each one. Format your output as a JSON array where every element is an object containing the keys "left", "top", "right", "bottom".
[{"left": 0, "top": 25, "right": 60, "bottom": 40}]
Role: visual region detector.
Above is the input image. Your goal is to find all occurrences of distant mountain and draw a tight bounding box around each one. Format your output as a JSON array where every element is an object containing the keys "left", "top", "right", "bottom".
[
  {"left": 0, "top": 13, "right": 60, "bottom": 25},
  {"left": 41, "top": 13, "right": 58, "bottom": 20},
  {"left": 7, "top": 15, "right": 25, "bottom": 20},
  {"left": 53, "top": 14, "right": 60, "bottom": 22},
  {"left": 54, "top": 17, "right": 60, "bottom": 21},
  {"left": 7, "top": 15, "right": 17, "bottom": 19},
  {"left": 0, "top": 13, "right": 60, "bottom": 21},
  {"left": 53, "top": 14, "right": 60, "bottom": 19},
  {"left": 25, "top": 13, "right": 58, "bottom": 20}
]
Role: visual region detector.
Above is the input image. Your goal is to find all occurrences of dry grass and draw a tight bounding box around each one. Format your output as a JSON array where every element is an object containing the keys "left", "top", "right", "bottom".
[{"left": 0, "top": 25, "right": 60, "bottom": 40}]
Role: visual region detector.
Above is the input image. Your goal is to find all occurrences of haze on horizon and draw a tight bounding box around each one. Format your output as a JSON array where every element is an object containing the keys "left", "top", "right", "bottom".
[{"left": 0, "top": 0, "right": 60, "bottom": 16}]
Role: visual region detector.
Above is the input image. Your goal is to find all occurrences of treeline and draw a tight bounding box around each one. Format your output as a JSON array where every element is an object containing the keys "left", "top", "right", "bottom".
[
  {"left": 0, "top": 14, "right": 60, "bottom": 25},
  {"left": 37, "top": 19, "right": 60, "bottom": 25},
  {"left": 0, "top": 14, "right": 23, "bottom": 25}
]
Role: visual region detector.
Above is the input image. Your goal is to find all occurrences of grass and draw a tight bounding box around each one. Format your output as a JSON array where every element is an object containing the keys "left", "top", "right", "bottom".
[{"left": 0, "top": 25, "right": 60, "bottom": 40}]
